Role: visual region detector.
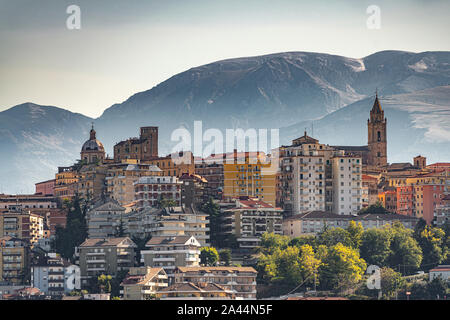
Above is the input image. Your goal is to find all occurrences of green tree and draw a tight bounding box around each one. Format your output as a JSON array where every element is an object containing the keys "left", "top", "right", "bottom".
[
  {"left": 319, "top": 243, "right": 367, "bottom": 293},
  {"left": 346, "top": 221, "right": 364, "bottom": 249},
  {"left": 387, "top": 222, "right": 422, "bottom": 274},
  {"left": 131, "top": 234, "right": 152, "bottom": 265},
  {"left": 201, "top": 198, "right": 222, "bottom": 247},
  {"left": 380, "top": 267, "right": 405, "bottom": 300},
  {"left": 159, "top": 198, "right": 177, "bottom": 209},
  {"left": 97, "top": 274, "right": 113, "bottom": 293},
  {"left": 260, "top": 232, "right": 290, "bottom": 254},
  {"left": 289, "top": 235, "right": 317, "bottom": 249},
  {"left": 200, "top": 247, "right": 219, "bottom": 266},
  {"left": 114, "top": 214, "right": 126, "bottom": 237},
  {"left": 219, "top": 249, "right": 232, "bottom": 266},
  {"left": 427, "top": 276, "right": 448, "bottom": 300},
  {"left": 415, "top": 226, "right": 446, "bottom": 271},
  {"left": 318, "top": 227, "right": 353, "bottom": 248},
  {"left": 360, "top": 228, "right": 392, "bottom": 266},
  {"left": 359, "top": 201, "right": 390, "bottom": 215}
]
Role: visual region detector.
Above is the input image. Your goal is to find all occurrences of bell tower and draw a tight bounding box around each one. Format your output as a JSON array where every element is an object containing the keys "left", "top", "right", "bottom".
[{"left": 367, "top": 91, "right": 387, "bottom": 167}]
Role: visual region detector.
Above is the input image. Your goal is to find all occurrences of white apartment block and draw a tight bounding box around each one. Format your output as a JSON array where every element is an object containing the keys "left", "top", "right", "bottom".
[
  {"left": 332, "top": 154, "right": 362, "bottom": 215},
  {"left": 134, "top": 176, "right": 182, "bottom": 209}
]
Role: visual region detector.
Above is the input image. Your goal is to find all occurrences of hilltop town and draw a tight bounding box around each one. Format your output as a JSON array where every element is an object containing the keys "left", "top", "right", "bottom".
[{"left": 0, "top": 95, "right": 448, "bottom": 300}]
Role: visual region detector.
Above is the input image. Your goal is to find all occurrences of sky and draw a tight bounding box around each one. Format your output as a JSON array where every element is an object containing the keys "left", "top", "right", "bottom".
[{"left": 0, "top": 0, "right": 449, "bottom": 118}]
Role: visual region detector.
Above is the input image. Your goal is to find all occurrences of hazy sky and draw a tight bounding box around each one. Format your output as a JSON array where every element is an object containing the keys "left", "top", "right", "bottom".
[{"left": 0, "top": 0, "right": 449, "bottom": 117}]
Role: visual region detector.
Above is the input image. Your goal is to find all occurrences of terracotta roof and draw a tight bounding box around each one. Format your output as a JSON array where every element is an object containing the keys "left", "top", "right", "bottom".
[
  {"left": 121, "top": 268, "right": 164, "bottom": 286},
  {"left": 362, "top": 174, "right": 378, "bottom": 181},
  {"left": 79, "top": 237, "right": 135, "bottom": 247},
  {"left": 176, "top": 266, "right": 257, "bottom": 273},
  {"left": 146, "top": 236, "right": 195, "bottom": 246}
]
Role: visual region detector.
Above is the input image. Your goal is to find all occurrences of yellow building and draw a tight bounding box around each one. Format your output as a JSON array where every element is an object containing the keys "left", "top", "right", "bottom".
[
  {"left": 146, "top": 151, "right": 195, "bottom": 177},
  {"left": 54, "top": 167, "right": 79, "bottom": 200},
  {"left": 223, "top": 152, "right": 276, "bottom": 206},
  {"left": 0, "top": 236, "right": 30, "bottom": 285}
]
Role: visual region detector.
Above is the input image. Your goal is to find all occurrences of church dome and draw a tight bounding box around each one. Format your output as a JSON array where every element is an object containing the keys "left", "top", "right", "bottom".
[{"left": 81, "top": 125, "right": 105, "bottom": 152}]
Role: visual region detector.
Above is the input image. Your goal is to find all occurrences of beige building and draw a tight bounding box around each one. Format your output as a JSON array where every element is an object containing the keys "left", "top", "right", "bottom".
[
  {"left": 156, "top": 282, "right": 235, "bottom": 300},
  {"left": 86, "top": 198, "right": 127, "bottom": 239},
  {"left": 141, "top": 206, "right": 210, "bottom": 246},
  {"left": 106, "top": 161, "right": 162, "bottom": 206},
  {"left": 332, "top": 154, "right": 363, "bottom": 215},
  {"left": 173, "top": 266, "right": 258, "bottom": 299},
  {"left": 134, "top": 176, "right": 182, "bottom": 210},
  {"left": 221, "top": 197, "right": 283, "bottom": 250},
  {"left": 141, "top": 236, "right": 201, "bottom": 278},
  {"left": 0, "top": 209, "right": 44, "bottom": 246},
  {"left": 121, "top": 267, "right": 168, "bottom": 300},
  {"left": 0, "top": 236, "right": 30, "bottom": 285},
  {"left": 77, "top": 237, "right": 136, "bottom": 285}
]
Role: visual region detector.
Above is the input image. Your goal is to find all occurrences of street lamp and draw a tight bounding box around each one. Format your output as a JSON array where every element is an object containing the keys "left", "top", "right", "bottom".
[{"left": 406, "top": 291, "right": 411, "bottom": 301}]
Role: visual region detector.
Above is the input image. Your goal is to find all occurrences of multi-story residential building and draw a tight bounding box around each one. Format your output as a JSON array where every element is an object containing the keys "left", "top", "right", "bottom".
[
  {"left": 114, "top": 126, "right": 159, "bottom": 162},
  {"left": 0, "top": 194, "right": 57, "bottom": 211},
  {"left": 146, "top": 151, "right": 195, "bottom": 177},
  {"left": 278, "top": 133, "right": 336, "bottom": 215},
  {"left": 434, "top": 194, "right": 450, "bottom": 226},
  {"left": 0, "top": 209, "right": 44, "bottom": 246},
  {"left": 141, "top": 207, "right": 210, "bottom": 246},
  {"left": 179, "top": 173, "right": 207, "bottom": 208},
  {"left": 223, "top": 151, "right": 276, "bottom": 207},
  {"left": 141, "top": 236, "right": 201, "bottom": 278},
  {"left": 86, "top": 198, "right": 127, "bottom": 238},
  {"left": 134, "top": 176, "right": 182, "bottom": 209},
  {"left": 0, "top": 236, "right": 30, "bottom": 285},
  {"left": 54, "top": 167, "right": 79, "bottom": 200},
  {"left": 35, "top": 179, "right": 56, "bottom": 196},
  {"left": 282, "top": 211, "right": 419, "bottom": 237},
  {"left": 429, "top": 265, "right": 450, "bottom": 282},
  {"left": 31, "top": 253, "right": 80, "bottom": 297},
  {"left": 332, "top": 154, "right": 362, "bottom": 215},
  {"left": 220, "top": 197, "right": 283, "bottom": 250},
  {"left": 77, "top": 237, "right": 136, "bottom": 285},
  {"left": 76, "top": 164, "right": 108, "bottom": 201},
  {"left": 121, "top": 267, "right": 168, "bottom": 300},
  {"left": 362, "top": 174, "right": 379, "bottom": 208},
  {"left": 173, "top": 266, "right": 257, "bottom": 299},
  {"left": 45, "top": 209, "right": 67, "bottom": 236},
  {"left": 105, "top": 161, "right": 162, "bottom": 206},
  {"left": 156, "top": 282, "right": 235, "bottom": 300},
  {"left": 378, "top": 189, "right": 397, "bottom": 212},
  {"left": 195, "top": 155, "right": 224, "bottom": 200}
]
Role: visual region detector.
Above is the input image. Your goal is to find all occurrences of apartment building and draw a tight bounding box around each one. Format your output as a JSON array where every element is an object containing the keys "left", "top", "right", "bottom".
[
  {"left": 156, "top": 282, "right": 235, "bottom": 300},
  {"left": 434, "top": 194, "right": 450, "bottom": 227},
  {"left": 86, "top": 198, "right": 127, "bottom": 238},
  {"left": 121, "top": 267, "right": 168, "bottom": 300},
  {"left": 282, "top": 211, "right": 418, "bottom": 237},
  {"left": 179, "top": 173, "right": 208, "bottom": 208},
  {"left": 134, "top": 176, "right": 182, "bottom": 210},
  {"left": 141, "top": 236, "right": 201, "bottom": 278},
  {"left": 0, "top": 236, "right": 30, "bottom": 285},
  {"left": 105, "top": 161, "right": 162, "bottom": 206},
  {"left": 332, "top": 154, "right": 363, "bottom": 215},
  {"left": 35, "top": 179, "right": 56, "bottom": 196},
  {"left": 141, "top": 207, "right": 210, "bottom": 246},
  {"left": 77, "top": 237, "right": 136, "bottom": 285},
  {"left": 54, "top": 167, "right": 79, "bottom": 200},
  {"left": 223, "top": 151, "right": 276, "bottom": 207},
  {"left": 31, "top": 253, "right": 80, "bottom": 297},
  {"left": 0, "top": 194, "right": 57, "bottom": 210},
  {"left": 195, "top": 155, "right": 224, "bottom": 200},
  {"left": 146, "top": 151, "right": 195, "bottom": 177},
  {"left": 378, "top": 189, "right": 397, "bottom": 212},
  {"left": 362, "top": 174, "right": 379, "bottom": 208},
  {"left": 0, "top": 209, "right": 44, "bottom": 246},
  {"left": 220, "top": 197, "right": 283, "bottom": 250},
  {"left": 173, "top": 266, "right": 257, "bottom": 299}
]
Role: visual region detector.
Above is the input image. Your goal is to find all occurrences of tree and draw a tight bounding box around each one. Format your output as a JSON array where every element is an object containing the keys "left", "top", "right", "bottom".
[
  {"left": 259, "top": 233, "right": 290, "bottom": 254},
  {"left": 159, "top": 198, "right": 177, "bottom": 209},
  {"left": 201, "top": 198, "right": 225, "bottom": 248},
  {"left": 131, "top": 234, "right": 152, "bottom": 265},
  {"left": 97, "top": 274, "right": 113, "bottom": 293},
  {"left": 346, "top": 221, "right": 364, "bottom": 249},
  {"left": 415, "top": 226, "right": 446, "bottom": 271},
  {"left": 387, "top": 222, "right": 422, "bottom": 274},
  {"left": 318, "top": 227, "right": 353, "bottom": 248},
  {"left": 360, "top": 228, "right": 392, "bottom": 266},
  {"left": 427, "top": 276, "right": 448, "bottom": 300},
  {"left": 319, "top": 243, "right": 367, "bottom": 293},
  {"left": 200, "top": 247, "right": 219, "bottom": 266},
  {"left": 359, "top": 201, "right": 390, "bottom": 215},
  {"left": 380, "top": 267, "right": 405, "bottom": 300},
  {"left": 114, "top": 214, "right": 126, "bottom": 237},
  {"left": 219, "top": 249, "right": 232, "bottom": 266},
  {"left": 289, "top": 235, "right": 317, "bottom": 249}
]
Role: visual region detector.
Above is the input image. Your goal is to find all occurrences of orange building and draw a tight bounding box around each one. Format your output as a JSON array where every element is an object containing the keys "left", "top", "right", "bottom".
[{"left": 378, "top": 189, "right": 397, "bottom": 212}]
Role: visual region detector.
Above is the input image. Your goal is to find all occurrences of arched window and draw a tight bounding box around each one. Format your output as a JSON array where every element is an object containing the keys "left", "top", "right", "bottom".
[{"left": 377, "top": 131, "right": 381, "bottom": 141}]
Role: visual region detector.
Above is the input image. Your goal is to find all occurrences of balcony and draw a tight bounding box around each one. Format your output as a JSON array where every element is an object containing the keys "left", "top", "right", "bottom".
[
  {"left": 153, "top": 257, "right": 175, "bottom": 262},
  {"left": 87, "top": 259, "right": 106, "bottom": 264}
]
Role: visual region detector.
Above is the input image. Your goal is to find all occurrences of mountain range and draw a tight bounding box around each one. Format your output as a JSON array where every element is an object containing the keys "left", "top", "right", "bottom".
[{"left": 1, "top": 50, "right": 449, "bottom": 194}]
